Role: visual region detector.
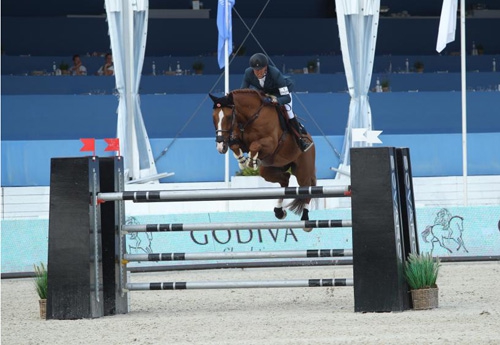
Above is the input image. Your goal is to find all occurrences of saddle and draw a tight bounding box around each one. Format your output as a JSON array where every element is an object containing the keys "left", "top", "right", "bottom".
[
  {"left": 274, "top": 104, "right": 307, "bottom": 136},
  {"left": 275, "top": 105, "right": 289, "bottom": 132}
]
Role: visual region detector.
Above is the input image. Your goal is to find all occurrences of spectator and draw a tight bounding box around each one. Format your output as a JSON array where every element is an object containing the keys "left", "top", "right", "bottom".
[
  {"left": 69, "top": 54, "right": 87, "bottom": 76},
  {"left": 96, "top": 53, "right": 114, "bottom": 76}
]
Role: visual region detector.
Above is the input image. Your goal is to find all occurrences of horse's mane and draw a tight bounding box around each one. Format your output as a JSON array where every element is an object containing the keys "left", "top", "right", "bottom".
[{"left": 232, "top": 89, "right": 265, "bottom": 99}]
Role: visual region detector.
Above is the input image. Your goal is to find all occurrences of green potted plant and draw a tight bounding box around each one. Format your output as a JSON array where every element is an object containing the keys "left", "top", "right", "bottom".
[
  {"left": 413, "top": 61, "right": 424, "bottom": 73},
  {"left": 34, "top": 262, "right": 48, "bottom": 318},
  {"left": 476, "top": 44, "right": 484, "bottom": 55},
  {"left": 307, "top": 60, "right": 317, "bottom": 73},
  {"left": 192, "top": 61, "right": 204, "bottom": 75},
  {"left": 404, "top": 252, "right": 440, "bottom": 310},
  {"left": 235, "top": 167, "right": 260, "bottom": 176},
  {"left": 381, "top": 79, "right": 390, "bottom": 92},
  {"left": 59, "top": 61, "right": 70, "bottom": 75}
]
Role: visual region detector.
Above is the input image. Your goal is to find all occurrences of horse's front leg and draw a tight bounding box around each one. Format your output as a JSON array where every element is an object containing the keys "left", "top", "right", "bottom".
[
  {"left": 246, "top": 141, "right": 263, "bottom": 170},
  {"left": 246, "top": 152, "right": 260, "bottom": 170},
  {"left": 230, "top": 146, "right": 248, "bottom": 170}
]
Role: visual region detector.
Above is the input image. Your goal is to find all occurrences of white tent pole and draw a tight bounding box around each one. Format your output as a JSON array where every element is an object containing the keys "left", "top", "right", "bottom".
[
  {"left": 460, "top": 0, "right": 468, "bottom": 205},
  {"left": 123, "top": 0, "right": 138, "bottom": 179}
]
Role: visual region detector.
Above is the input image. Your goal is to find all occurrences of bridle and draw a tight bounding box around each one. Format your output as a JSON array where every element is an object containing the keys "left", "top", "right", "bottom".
[
  {"left": 214, "top": 105, "right": 239, "bottom": 147},
  {"left": 213, "top": 92, "right": 267, "bottom": 152}
]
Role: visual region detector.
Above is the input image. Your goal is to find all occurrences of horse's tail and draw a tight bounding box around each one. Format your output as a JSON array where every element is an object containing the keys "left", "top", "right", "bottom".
[
  {"left": 288, "top": 199, "right": 307, "bottom": 215},
  {"left": 421, "top": 226, "right": 432, "bottom": 243}
]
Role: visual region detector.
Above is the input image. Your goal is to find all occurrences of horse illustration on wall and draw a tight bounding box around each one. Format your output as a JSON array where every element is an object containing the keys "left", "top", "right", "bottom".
[
  {"left": 421, "top": 208, "right": 468, "bottom": 254},
  {"left": 126, "top": 216, "right": 153, "bottom": 254}
]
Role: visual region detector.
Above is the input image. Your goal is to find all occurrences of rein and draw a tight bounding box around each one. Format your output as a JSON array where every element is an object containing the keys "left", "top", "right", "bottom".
[{"left": 236, "top": 103, "right": 265, "bottom": 136}]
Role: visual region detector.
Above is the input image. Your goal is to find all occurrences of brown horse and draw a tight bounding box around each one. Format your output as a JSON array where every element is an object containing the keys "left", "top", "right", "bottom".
[{"left": 209, "top": 89, "right": 316, "bottom": 230}]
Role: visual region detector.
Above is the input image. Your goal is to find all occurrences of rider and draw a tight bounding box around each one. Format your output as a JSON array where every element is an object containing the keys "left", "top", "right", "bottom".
[{"left": 241, "top": 53, "right": 313, "bottom": 152}]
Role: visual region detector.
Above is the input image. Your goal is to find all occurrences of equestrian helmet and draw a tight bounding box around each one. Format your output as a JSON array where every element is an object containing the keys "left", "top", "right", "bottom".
[{"left": 249, "top": 53, "right": 268, "bottom": 70}]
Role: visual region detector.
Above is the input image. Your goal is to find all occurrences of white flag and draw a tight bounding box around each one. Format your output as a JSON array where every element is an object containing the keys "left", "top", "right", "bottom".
[
  {"left": 436, "top": 0, "right": 458, "bottom": 53},
  {"left": 352, "top": 128, "right": 383, "bottom": 144}
]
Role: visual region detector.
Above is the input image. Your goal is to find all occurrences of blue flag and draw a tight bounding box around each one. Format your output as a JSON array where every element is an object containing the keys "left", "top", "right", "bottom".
[{"left": 217, "top": 0, "right": 235, "bottom": 69}]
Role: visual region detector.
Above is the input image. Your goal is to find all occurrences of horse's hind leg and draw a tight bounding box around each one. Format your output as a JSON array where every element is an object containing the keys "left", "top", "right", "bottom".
[
  {"left": 439, "top": 238, "right": 453, "bottom": 253},
  {"left": 457, "top": 236, "right": 469, "bottom": 253},
  {"left": 274, "top": 199, "right": 287, "bottom": 220},
  {"left": 260, "top": 166, "right": 291, "bottom": 220},
  {"left": 291, "top": 156, "right": 317, "bottom": 232}
]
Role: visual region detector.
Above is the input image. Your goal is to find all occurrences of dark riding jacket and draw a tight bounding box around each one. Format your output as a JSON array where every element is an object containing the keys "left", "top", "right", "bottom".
[{"left": 241, "top": 65, "right": 294, "bottom": 105}]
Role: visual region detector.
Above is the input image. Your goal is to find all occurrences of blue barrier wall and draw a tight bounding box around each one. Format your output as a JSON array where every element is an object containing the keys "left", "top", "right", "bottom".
[
  {"left": 2, "top": 92, "right": 500, "bottom": 186},
  {"left": 2, "top": 72, "right": 500, "bottom": 96}
]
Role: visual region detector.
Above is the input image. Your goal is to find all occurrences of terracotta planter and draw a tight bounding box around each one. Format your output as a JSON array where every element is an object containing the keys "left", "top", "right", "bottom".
[{"left": 411, "top": 287, "right": 439, "bottom": 310}]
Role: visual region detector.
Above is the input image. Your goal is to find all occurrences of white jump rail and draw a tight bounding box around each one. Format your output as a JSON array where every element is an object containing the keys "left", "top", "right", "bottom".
[
  {"left": 121, "top": 219, "right": 352, "bottom": 232},
  {"left": 124, "top": 249, "right": 353, "bottom": 262},
  {"left": 98, "top": 185, "right": 351, "bottom": 202},
  {"left": 126, "top": 278, "right": 354, "bottom": 290}
]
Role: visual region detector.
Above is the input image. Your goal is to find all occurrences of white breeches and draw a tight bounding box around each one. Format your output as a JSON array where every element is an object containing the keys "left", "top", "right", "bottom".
[{"left": 284, "top": 94, "right": 294, "bottom": 119}]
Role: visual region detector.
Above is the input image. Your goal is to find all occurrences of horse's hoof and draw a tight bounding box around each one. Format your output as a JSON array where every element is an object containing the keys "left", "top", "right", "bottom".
[
  {"left": 281, "top": 210, "right": 287, "bottom": 219},
  {"left": 274, "top": 207, "right": 287, "bottom": 220},
  {"left": 303, "top": 227, "right": 313, "bottom": 232}
]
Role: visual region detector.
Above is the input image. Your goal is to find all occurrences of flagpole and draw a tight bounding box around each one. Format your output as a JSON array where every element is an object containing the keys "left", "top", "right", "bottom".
[
  {"left": 224, "top": 0, "right": 230, "bottom": 186},
  {"left": 460, "top": 0, "right": 468, "bottom": 205},
  {"left": 224, "top": 0, "right": 231, "bottom": 213}
]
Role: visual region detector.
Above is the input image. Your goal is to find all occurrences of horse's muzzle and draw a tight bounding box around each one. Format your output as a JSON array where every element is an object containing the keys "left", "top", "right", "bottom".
[{"left": 216, "top": 139, "right": 228, "bottom": 154}]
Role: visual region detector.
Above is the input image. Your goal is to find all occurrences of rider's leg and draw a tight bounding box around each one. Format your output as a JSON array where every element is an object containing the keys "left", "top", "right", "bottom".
[{"left": 285, "top": 97, "right": 313, "bottom": 152}]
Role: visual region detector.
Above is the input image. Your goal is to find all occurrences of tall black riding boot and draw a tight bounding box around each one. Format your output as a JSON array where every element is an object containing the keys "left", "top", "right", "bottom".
[{"left": 289, "top": 117, "right": 314, "bottom": 152}]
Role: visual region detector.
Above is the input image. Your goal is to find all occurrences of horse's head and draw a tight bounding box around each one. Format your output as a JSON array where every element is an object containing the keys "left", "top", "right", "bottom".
[{"left": 209, "top": 93, "right": 235, "bottom": 154}]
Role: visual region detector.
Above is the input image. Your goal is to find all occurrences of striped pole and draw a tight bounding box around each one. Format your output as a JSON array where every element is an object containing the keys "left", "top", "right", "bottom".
[
  {"left": 124, "top": 249, "right": 353, "bottom": 262},
  {"left": 98, "top": 185, "right": 351, "bottom": 202},
  {"left": 126, "top": 278, "right": 353, "bottom": 290},
  {"left": 122, "top": 219, "right": 352, "bottom": 233}
]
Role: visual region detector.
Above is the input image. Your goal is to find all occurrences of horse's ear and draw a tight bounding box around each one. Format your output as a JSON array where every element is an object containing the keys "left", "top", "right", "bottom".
[
  {"left": 209, "top": 93, "right": 218, "bottom": 103},
  {"left": 209, "top": 93, "right": 223, "bottom": 109}
]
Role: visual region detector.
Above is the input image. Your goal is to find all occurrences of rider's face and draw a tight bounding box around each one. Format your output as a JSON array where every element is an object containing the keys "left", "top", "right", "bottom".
[{"left": 253, "top": 66, "right": 267, "bottom": 79}]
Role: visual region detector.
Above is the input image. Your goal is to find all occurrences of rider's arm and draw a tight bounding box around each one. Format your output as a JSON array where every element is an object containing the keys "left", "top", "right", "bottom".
[
  {"left": 269, "top": 67, "right": 291, "bottom": 105},
  {"left": 240, "top": 68, "right": 252, "bottom": 89}
]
